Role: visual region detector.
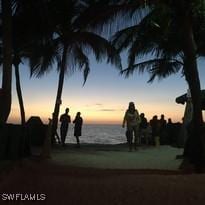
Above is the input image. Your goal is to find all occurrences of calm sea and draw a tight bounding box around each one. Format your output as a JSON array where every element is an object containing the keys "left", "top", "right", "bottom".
[{"left": 57, "top": 124, "right": 126, "bottom": 144}]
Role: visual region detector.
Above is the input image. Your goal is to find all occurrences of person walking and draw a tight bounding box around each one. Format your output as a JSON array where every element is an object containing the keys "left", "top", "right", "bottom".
[
  {"left": 122, "top": 102, "right": 141, "bottom": 151},
  {"left": 60, "top": 108, "right": 71, "bottom": 146},
  {"left": 73, "top": 112, "right": 83, "bottom": 148}
]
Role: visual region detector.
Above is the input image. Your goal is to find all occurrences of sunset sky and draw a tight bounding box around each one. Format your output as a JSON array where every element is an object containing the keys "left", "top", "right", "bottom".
[{"left": 2, "top": 55, "right": 205, "bottom": 125}]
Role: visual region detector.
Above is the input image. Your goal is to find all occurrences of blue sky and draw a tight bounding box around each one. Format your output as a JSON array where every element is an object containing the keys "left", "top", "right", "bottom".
[{"left": 1, "top": 55, "right": 205, "bottom": 124}]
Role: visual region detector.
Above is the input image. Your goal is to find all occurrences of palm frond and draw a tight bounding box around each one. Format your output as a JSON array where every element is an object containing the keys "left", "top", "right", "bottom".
[
  {"left": 147, "top": 59, "right": 183, "bottom": 83},
  {"left": 29, "top": 38, "right": 60, "bottom": 78},
  {"left": 111, "top": 25, "right": 140, "bottom": 52},
  {"left": 121, "top": 58, "right": 183, "bottom": 83},
  {"left": 70, "top": 31, "right": 122, "bottom": 70},
  {"left": 127, "top": 38, "right": 159, "bottom": 67},
  {"left": 74, "top": 2, "right": 147, "bottom": 36},
  {"left": 65, "top": 44, "right": 90, "bottom": 86}
]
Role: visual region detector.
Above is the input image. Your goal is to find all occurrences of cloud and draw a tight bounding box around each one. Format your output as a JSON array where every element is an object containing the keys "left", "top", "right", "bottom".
[
  {"left": 99, "top": 108, "right": 124, "bottom": 112},
  {"left": 95, "top": 103, "right": 103, "bottom": 106},
  {"left": 85, "top": 103, "right": 103, "bottom": 107},
  {"left": 100, "top": 109, "right": 115, "bottom": 112}
]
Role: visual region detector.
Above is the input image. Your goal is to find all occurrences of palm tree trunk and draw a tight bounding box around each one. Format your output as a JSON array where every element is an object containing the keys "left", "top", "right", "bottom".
[
  {"left": 182, "top": 18, "right": 205, "bottom": 166},
  {"left": 0, "top": 0, "right": 12, "bottom": 123},
  {"left": 14, "top": 61, "right": 26, "bottom": 125},
  {"left": 51, "top": 44, "right": 68, "bottom": 143}
]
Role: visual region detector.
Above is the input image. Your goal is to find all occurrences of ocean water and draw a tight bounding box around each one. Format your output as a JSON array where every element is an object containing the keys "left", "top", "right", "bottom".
[{"left": 57, "top": 124, "right": 126, "bottom": 144}]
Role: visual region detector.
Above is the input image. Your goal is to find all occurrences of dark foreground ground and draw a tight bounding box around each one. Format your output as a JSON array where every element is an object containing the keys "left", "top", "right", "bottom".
[
  {"left": 0, "top": 144, "right": 205, "bottom": 205},
  {"left": 1, "top": 158, "right": 205, "bottom": 205}
]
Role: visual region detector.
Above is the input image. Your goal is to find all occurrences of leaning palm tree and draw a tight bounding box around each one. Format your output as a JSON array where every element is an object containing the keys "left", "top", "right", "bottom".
[
  {"left": 111, "top": 1, "right": 205, "bottom": 166},
  {"left": 28, "top": 0, "right": 121, "bottom": 141},
  {"left": 77, "top": 0, "right": 205, "bottom": 166},
  {"left": 13, "top": 56, "right": 26, "bottom": 125},
  {"left": 9, "top": 17, "right": 28, "bottom": 125}
]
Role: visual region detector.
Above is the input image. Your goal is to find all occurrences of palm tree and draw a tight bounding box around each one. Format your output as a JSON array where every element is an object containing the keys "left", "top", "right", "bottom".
[
  {"left": 9, "top": 9, "right": 28, "bottom": 125},
  {"left": 0, "top": 0, "right": 13, "bottom": 123},
  {"left": 13, "top": 56, "right": 25, "bottom": 125},
  {"left": 0, "top": 0, "right": 50, "bottom": 125},
  {"left": 78, "top": 0, "right": 205, "bottom": 166},
  {"left": 0, "top": 0, "right": 40, "bottom": 124},
  {"left": 113, "top": 1, "right": 205, "bottom": 166},
  {"left": 0, "top": 53, "right": 26, "bottom": 125},
  {"left": 28, "top": 0, "right": 121, "bottom": 141}
]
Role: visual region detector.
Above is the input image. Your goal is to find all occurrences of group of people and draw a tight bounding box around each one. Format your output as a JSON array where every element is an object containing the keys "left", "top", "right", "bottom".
[
  {"left": 56, "top": 102, "right": 172, "bottom": 151},
  {"left": 122, "top": 101, "right": 172, "bottom": 151},
  {"left": 57, "top": 108, "right": 83, "bottom": 147}
]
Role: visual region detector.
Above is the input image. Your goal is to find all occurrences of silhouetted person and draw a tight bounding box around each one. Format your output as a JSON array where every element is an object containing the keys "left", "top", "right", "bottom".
[
  {"left": 122, "top": 102, "right": 141, "bottom": 151},
  {"left": 150, "top": 115, "right": 160, "bottom": 146},
  {"left": 73, "top": 112, "right": 83, "bottom": 148},
  {"left": 159, "top": 114, "right": 167, "bottom": 144},
  {"left": 159, "top": 114, "right": 166, "bottom": 128},
  {"left": 139, "top": 113, "right": 148, "bottom": 145},
  {"left": 146, "top": 123, "right": 152, "bottom": 143},
  {"left": 60, "top": 108, "right": 71, "bottom": 146},
  {"left": 167, "top": 118, "right": 174, "bottom": 145}
]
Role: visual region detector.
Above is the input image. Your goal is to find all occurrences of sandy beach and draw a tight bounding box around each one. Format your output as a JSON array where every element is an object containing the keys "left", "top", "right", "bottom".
[
  {"left": 50, "top": 144, "right": 184, "bottom": 170},
  {"left": 1, "top": 144, "right": 205, "bottom": 205}
]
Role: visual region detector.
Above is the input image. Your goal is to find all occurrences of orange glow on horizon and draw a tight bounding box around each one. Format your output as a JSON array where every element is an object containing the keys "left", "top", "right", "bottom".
[
  {"left": 8, "top": 92, "right": 193, "bottom": 125},
  {"left": 8, "top": 103, "right": 185, "bottom": 125}
]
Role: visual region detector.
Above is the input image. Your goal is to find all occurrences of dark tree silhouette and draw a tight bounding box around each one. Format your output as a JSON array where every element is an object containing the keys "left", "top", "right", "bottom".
[
  {"left": 77, "top": 0, "right": 205, "bottom": 167},
  {"left": 28, "top": 0, "right": 121, "bottom": 141},
  {"left": 0, "top": 0, "right": 12, "bottom": 123}
]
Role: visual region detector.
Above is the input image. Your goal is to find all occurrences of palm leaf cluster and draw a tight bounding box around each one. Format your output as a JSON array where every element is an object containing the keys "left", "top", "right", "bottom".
[
  {"left": 109, "top": 0, "right": 205, "bottom": 164},
  {"left": 111, "top": 2, "right": 197, "bottom": 82},
  {"left": 78, "top": 0, "right": 205, "bottom": 165},
  {"left": 0, "top": 0, "right": 122, "bottom": 128},
  {"left": 26, "top": 0, "right": 121, "bottom": 84}
]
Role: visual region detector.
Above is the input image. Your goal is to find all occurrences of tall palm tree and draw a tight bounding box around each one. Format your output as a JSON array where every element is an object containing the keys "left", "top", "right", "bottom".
[
  {"left": 113, "top": 1, "right": 205, "bottom": 166},
  {"left": 0, "top": 0, "right": 13, "bottom": 123},
  {"left": 9, "top": 8, "right": 28, "bottom": 125},
  {"left": 0, "top": 52, "right": 26, "bottom": 125},
  {"left": 77, "top": 0, "right": 205, "bottom": 166},
  {"left": 13, "top": 56, "right": 25, "bottom": 125},
  {"left": 28, "top": 0, "right": 121, "bottom": 141},
  {"left": 0, "top": 0, "right": 50, "bottom": 125}
]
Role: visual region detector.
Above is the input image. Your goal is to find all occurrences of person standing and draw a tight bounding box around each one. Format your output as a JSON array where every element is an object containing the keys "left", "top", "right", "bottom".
[
  {"left": 159, "top": 114, "right": 167, "bottom": 144},
  {"left": 60, "top": 108, "right": 71, "bottom": 146},
  {"left": 73, "top": 112, "right": 83, "bottom": 148},
  {"left": 122, "top": 102, "right": 141, "bottom": 151},
  {"left": 139, "top": 113, "right": 148, "bottom": 145},
  {"left": 150, "top": 115, "right": 160, "bottom": 146},
  {"left": 167, "top": 118, "right": 174, "bottom": 145}
]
